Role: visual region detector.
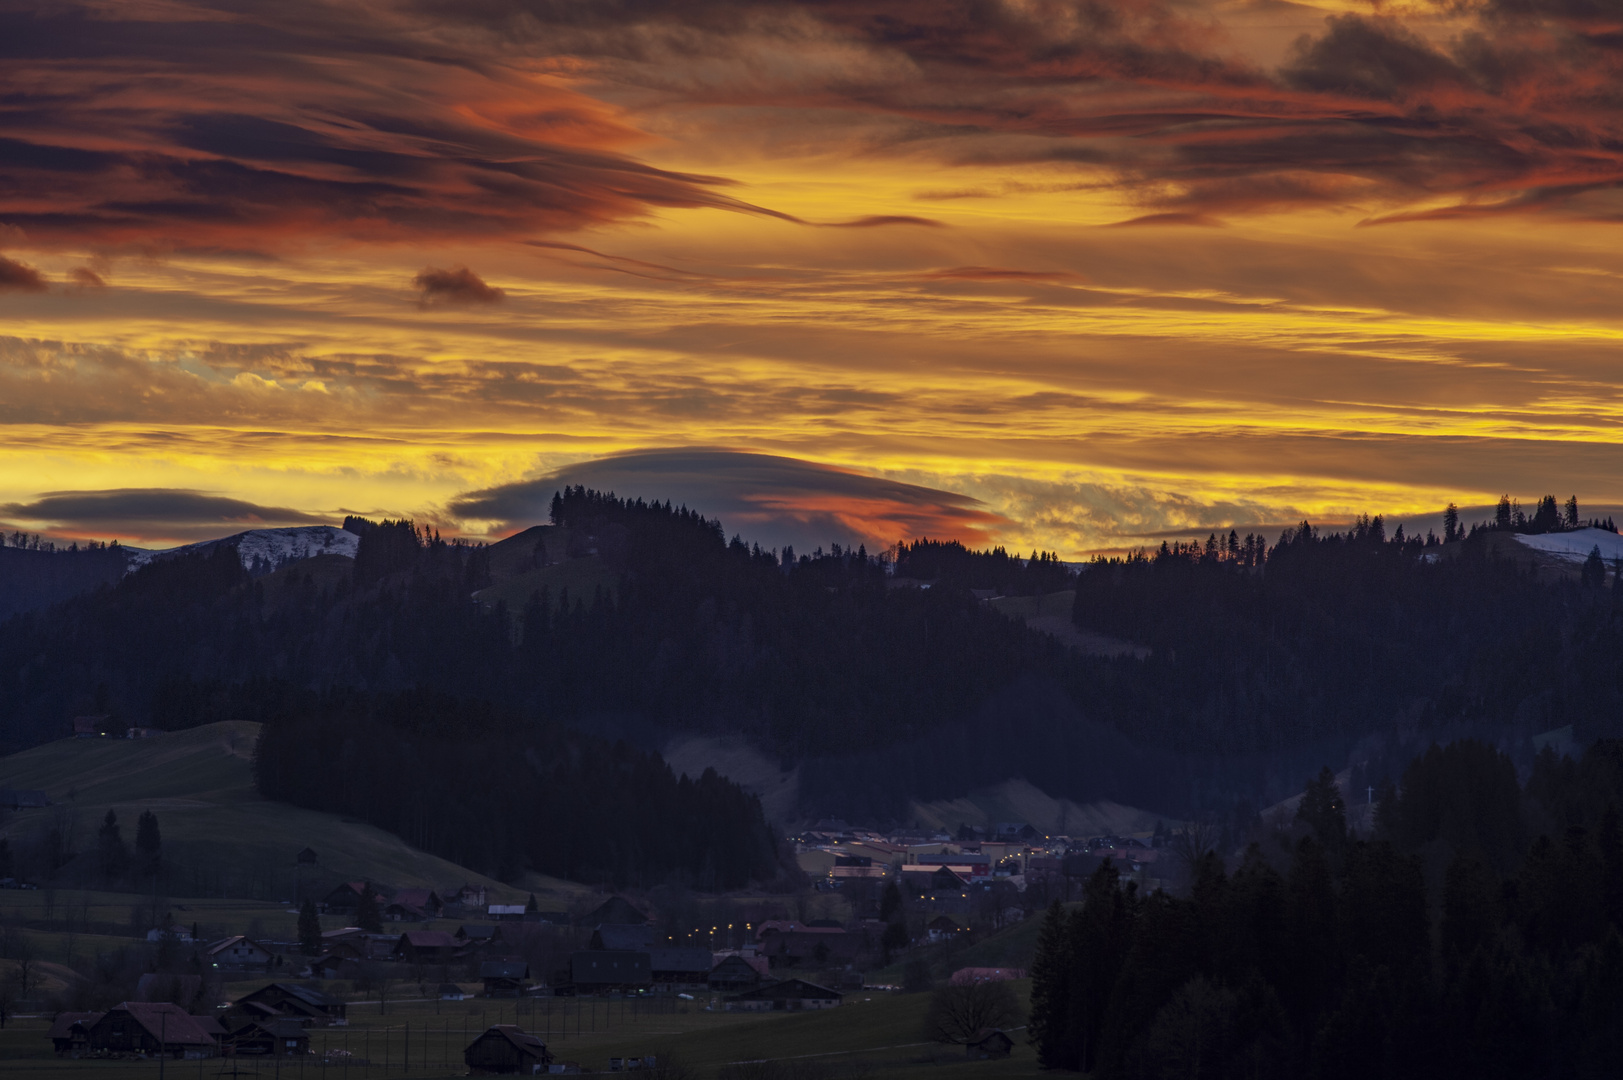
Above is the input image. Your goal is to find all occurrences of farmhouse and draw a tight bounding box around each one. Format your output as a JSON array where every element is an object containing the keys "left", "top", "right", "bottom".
[
  {"left": 84, "top": 1003, "right": 223, "bottom": 1057},
  {"left": 227, "top": 1019, "right": 309, "bottom": 1057},
  {"left": 589, "top": 923, "right": 658, "bottom": 951},
  {"left": 385, "top": 888, "right": 443, "bottom": 921},
  {"left": 48, "top": 1012, "right": 102, "bottom": 1056},
  {"left": 569, "top": 950, "right": 651, "bottom": 992},
  {"left": 233, "top": 983, "right": 347, "bottom": 1025},
  {"left": 204, "top": 935, "right": 275, "bottom": 972},
  {"left": 649, "top": 947, "right": 713, "bottom": 989},
  {"left": 456, "top": 924, "right": 499, "bottom": 946},
  {"left": 754, "top": 921, "right": 860, "bottom": 968},
  {"left": 393, "top": 929, "right": 459, "bottom": 963},
  {"left": 322, "top": 880, "right": 382, "bottom": 913},
  {"left": 708, "top": 954, "right": 769, "bottom": 992},
  {"left": 464, "top": 1024, "right": 552, "bottom": 1075},
  {"left": 967, "top": 1028, "right": 1015, "bottom": 1060},
  {"left": 581, "top": 896, "right": 648, "bottom": 925},
  {"left": 480, "top": 960, "right": 530, "bottom": 997},
  {"left": 725, "top": 979, "right": 843, "bottom": 1012}
]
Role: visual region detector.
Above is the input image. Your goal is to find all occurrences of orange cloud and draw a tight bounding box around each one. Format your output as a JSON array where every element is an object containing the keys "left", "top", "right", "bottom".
[{"left": 450, "top": 449, "right": 1010, "bottom": 552}]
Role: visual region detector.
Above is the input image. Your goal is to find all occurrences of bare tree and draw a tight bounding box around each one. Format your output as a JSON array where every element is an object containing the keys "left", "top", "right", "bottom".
[
  {"left": 9, "top": 934, "right": 38, "bottom": 1000},
  {"left": 922, "top": 979, "right": 1023, "bottom": 1044},
  {"left": 1169, "top": 818, "right": 1223, "bottom": 884}
]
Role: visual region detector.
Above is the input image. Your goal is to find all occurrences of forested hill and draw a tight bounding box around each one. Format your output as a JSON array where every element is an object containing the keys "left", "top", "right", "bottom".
[{"left": 4, "top": 489, "right": 1623, "bottom": 834}]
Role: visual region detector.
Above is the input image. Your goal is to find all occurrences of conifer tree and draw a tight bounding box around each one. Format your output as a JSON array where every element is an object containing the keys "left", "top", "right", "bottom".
[
  {"left": 298, "top": 898, "right": 322, "bottom": 955},
  {"left": 134, "top": 810, "right": 161, "bottom": 877},
  {"left": 97, "top": 809, "right": 127, "bottom": 882},
  {"left": 879, "top": 880, "right": 904, "bottom": 923},
  {"left": 526, "top": 892, "right": 538, "bottom": 914},
  {"left": 356, "top": 886, "right": 382, "bottom": 933},
  {"left": 1027, "top": 900, "right": 1075, "bottom": 1069},
  {"left": 1583, "top": 545, "right": 1606, "bottom": 588},
  {"left": 1296, "top": 767, "right": 1348, "bottom": 852}
]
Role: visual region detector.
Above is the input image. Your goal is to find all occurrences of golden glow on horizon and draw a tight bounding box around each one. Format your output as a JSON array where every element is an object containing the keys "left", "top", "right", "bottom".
[{"left": 3, "top": 1, "right": 1623, "bottom": 554}]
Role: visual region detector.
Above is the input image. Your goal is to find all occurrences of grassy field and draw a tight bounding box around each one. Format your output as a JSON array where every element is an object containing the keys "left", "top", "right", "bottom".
[
  {"left": 0, "top": 723, "right": 590, "bottom": 909},
  {"left": 0, "top": 980, "right": 1040, "bottom": 1079}
]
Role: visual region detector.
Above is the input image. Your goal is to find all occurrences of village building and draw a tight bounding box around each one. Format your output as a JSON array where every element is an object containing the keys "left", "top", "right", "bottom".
[
  {"left": 393, "top": 929, "right": 459, "bottom": 964},
  {"left": 227, "top": 1019, "right": 309, "bottom": 1057},
  {"left": 0, "top": 788, "right": 47, "bottom": 809},
  {"left": 48, "top": 1012, "right": 102, "bottom": 1057},
  {"left": 569, "top": 950, "right": 651, "bottom": 992},
  {"left": 488, "top": 904, "right": 526, "bottom": 921},
  {"left": 322, "top": 880, "right": 383, "bottom": 914},
  {"left": 589, "top": 923, "right": 658, "bottom": 951},
  {"left": 83, "top": 1003, "right": 223, "bottom": 1057},
  {"left": 306, "top": 954, "right": 357, "bottom": 980},
  {"left": 725, "top": 979, "right": 843, "bottom": 1012},
  {"left": 480, "top": 960, "right": 530, "bottom": 997},
  {"left": 463, "top": 1024, "right": 552, "bottom": 1075},
  {"left": 926, "top": 915, "right": 967, "bottom": 942},
  {"left": 754, "top": 921, "right": 861, "bottom": 969},
  {"left": 384, "top": 888, "right": 443, "bottom": 921},
  {"left": 440, "top": 983, "right": 469, "bottom": 1001},
  {"left": 72, "top": 715, "right": 113, "bottom": 738},
  {"left": 967, "top": 1028, "right": 1015, "bottom": 1059},
  {"left": 296, "top": 847, "right": 318, "bottom": 865},
  {"left": 708, "top": 954, "right": 769, "bottom": 993},
  {"left": 456, "top": 924, "right": 499, "bottom": 947},
  {"left": 580, "top": 896, "right": 648, "bottom": 926},
  {"left": 204, "top": 935, "right": 276, "bottom": 973},
  {"left": 233, "top": 983, "right": 347, "bottom": 1025},
  {"left": 648, "top": 947, "right": 712, "bottom": 990}
]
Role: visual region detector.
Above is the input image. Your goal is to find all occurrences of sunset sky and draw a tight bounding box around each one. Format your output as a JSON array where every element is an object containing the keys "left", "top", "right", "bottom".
[{"left": 3, "top": 0, "right": 1623, "bottom": 556}]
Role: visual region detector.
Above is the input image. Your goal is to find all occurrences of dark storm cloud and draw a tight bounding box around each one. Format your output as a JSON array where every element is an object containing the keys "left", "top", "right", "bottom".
[
  {"left": 0, "top": 2, "right": 759, "bottom": 252},
  {"left": 450, "top": 448, "right": 1008, "bottom": 552},
  {"left": 1, "top": 489, "right": 329, "bottom": 532},
  {"left": 413, "top": 265, "right": 505, "bottom": 307},
  {"left": 0, "top": 254, "right": 47, "bottom": 291}
]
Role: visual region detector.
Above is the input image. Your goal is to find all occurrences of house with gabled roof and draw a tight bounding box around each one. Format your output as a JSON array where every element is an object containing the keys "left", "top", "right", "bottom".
[
  {"left": 724, "top": 979, "right": 842, "bottom": 1012},
  {"left": 568, "top": 951, "right": 651, "bottom": 992},
  {"left": 580, "top": 896, "right": 647, "bottom": 926},
  {"left": 84, "top": 1003, "right": 223, "bottom": 1057},
  {"left": 589, "top": 923, "right": 658, "bottom": 951},
  {"left": 393, "top": 929, "right": 459, "bottom": 963},
  {"left": 648, "top": 947, "right": 712, "bottom": 988},
  {"left": 204, "top": 935, "right": 275, "bottom": 972},
  {"left": 384, "top": 888, "right": 443, "bottom": 921},
  {"left": 322, "top": 880, "right": 385, "bottom": 913},
  {"left": 708, "top": 954, "right": 769, "bottom": 992},
  {"left": 464, "top": 1024, "right": 551, "bottom": 1075},
  {"left": 232, "top": 983, "right": 346, "bottom": 1025},
  {"left": 480, "top": 960, "right": 530, "bottom": 998},
  {"left": 48, "top": 1012, "right": 103, "bottom": 1056}
]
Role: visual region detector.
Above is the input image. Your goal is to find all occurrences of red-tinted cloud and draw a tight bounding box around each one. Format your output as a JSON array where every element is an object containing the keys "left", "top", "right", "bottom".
[
  {"left": 450, "top": 448, "right": 1009, "bottom": 551},
  {"left": 437, "top": 0, "right": 1623, "bottom": 221},
  {"left": 0, "top": 254, "right": 47, "bottom": 292}
]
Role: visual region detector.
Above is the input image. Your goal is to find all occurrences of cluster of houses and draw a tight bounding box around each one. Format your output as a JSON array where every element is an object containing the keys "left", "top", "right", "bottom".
[
  {"left": 48, "top": 983, "right": 346, "bottom": 1060},
  {"left": 795, "top": 820, "right": 1168, "bottom": 912}
]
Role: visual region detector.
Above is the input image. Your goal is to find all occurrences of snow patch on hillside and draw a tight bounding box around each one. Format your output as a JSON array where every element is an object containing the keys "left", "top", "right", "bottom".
[
  {"left": 1513, "top": 527, "right": 1623, "bottom": 564},
  {"left": 126, "top": 525, "right": 358, "bottom": 574}
]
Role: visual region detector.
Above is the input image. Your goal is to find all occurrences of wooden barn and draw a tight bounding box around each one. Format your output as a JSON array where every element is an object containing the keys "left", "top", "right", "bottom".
[{"left": 463, "top": 1025, "right": 552, "bottom": 1075}]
